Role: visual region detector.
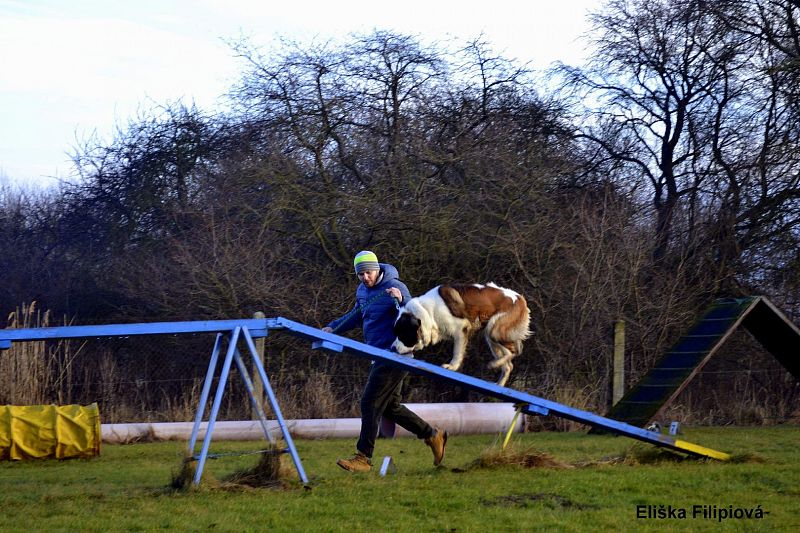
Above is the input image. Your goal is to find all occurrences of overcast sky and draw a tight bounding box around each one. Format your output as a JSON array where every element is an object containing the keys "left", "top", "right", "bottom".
[{"left": 0, "top": 0, "right": 601, "bottom": 188}]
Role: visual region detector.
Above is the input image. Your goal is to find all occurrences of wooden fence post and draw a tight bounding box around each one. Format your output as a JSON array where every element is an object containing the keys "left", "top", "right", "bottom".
[
  {"left": 252, "top": 311, "right": 266, "bottom": 420},
  {"left": 613, "top": 319, "right": 625, "bottom": 406}
]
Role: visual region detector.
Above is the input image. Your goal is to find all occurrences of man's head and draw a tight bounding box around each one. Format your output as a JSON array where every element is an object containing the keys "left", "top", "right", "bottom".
[{"left": 354, "top": 250, "right": 380, "bottom": 288}]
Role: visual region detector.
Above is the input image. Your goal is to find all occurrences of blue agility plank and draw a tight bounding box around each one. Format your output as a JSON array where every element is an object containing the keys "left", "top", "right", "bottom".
[
  {"left": 0, "top": 319, "right": 270, "bottom": 346},
  {"left": 268, "top": 317, "right": 730, "bottom": 461}
]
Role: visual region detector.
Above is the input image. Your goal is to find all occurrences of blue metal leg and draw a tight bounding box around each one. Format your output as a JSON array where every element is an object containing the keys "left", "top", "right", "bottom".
[
  {"left": 189, "top": 333, "right": 223, "bottom": 453},
  {"left": 233, "top": 347, "right": 276, "bottom": 444},
  {"left": 242, "top": 327, "right": 309, "bottom": 484},
  {"left": 193, "top": 327, "right": 241, "bottom": 486}
]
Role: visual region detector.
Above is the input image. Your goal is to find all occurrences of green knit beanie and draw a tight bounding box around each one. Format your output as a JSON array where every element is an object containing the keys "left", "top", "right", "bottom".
[{"left": 353, "top": 250, "right": 379, "bottom": 274}]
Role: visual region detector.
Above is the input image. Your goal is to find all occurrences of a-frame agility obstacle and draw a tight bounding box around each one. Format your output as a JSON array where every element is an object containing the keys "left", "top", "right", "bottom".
[
  {"left": 606, "top": 296, "right": 800, "bottom": 428},
  {"left": 0, "top": 315, "right": 731, "bottom": 486}
]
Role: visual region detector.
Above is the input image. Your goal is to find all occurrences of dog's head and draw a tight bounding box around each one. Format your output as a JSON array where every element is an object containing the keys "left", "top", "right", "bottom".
[{"left": 391, "top": 308, "right": 424, "bottom": 354}]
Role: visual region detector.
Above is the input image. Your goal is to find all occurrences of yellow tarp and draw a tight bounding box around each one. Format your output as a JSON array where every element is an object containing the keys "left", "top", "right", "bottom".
[{"left": 0, "top": 403, "right": 101, "bottom": 460}]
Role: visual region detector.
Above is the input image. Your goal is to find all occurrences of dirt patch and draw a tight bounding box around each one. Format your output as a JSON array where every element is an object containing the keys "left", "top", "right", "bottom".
[{"left": 481, "top": 492, "right": 593, "bottom": 510}]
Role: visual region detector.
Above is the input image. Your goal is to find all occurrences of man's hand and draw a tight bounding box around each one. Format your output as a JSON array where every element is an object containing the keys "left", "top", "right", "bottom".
[
  {"left": 322, "top": 326, "right": 333, "bottom": 333},
  {"left": 386, "top": 287, "right": 403, "bottom": 302}
]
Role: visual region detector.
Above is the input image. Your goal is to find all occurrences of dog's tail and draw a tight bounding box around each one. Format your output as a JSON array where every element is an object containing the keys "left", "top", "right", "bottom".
[{"left": 493, "top": 295, "right": 531, "bottom": 343}]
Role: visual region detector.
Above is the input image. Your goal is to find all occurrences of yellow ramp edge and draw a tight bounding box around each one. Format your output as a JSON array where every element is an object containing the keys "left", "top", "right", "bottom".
[{"left": 673, "top": 439, "right": 731, "bottom": 461}]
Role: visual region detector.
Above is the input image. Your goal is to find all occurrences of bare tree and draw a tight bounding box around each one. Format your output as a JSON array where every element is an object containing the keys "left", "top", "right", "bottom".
[
  {"left": 707, "top": 0, "right": 800, "bottom": 299},
  {"left": 557, "top": 0, "right": 744, "bottom": 263},
  {"left": 558, "top": 0, "right": 800, "bottom": 300}
]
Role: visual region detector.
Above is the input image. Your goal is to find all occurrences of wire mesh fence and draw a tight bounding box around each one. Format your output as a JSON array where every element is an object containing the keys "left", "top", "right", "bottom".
[
  {"left": 1, "top": 314, "right": 798, "bottom": 426},
  {"left": 0, "top": 328, "right": 448, "bottom": 423}
]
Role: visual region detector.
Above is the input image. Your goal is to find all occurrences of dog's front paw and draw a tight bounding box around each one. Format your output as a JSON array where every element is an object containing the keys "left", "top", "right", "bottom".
[{"left": 442, "top": 363, "right": 457, "bottom": 371}]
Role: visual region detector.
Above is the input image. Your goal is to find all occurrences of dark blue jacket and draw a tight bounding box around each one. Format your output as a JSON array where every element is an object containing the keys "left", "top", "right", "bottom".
[{"left": 326, "top": 263, "right": 411, "bottom": 349}]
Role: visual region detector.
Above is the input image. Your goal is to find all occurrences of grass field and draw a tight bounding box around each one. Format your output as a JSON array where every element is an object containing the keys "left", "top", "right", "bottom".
[{"left": 1, "top": 426, "right": 798, "bottom": 532}]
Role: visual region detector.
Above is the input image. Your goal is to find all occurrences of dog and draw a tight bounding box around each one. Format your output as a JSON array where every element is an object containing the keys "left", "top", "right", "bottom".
[{"left": 391, "top": 283, "right": 531, "bottom": 386}]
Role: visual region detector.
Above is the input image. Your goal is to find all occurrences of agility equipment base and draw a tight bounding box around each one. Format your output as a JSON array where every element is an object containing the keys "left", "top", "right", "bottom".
[{"left": 0, "top": 319, "right": 307, "bottom": 486}]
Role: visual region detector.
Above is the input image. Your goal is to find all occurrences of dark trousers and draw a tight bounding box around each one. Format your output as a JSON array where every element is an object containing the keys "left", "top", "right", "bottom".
[{"left": 356, "top": 363, "right": 435, "bottom": 458}]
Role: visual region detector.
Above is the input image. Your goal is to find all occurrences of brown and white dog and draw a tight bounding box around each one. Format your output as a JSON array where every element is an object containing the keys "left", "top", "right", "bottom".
[{"left": 391, "top": 283, "right": 531, "bottom": 386}]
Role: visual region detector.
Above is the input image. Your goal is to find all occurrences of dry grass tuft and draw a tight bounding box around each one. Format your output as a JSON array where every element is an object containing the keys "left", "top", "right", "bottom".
[
  {"left": 1, "top": 302, "right": 84, "bottom": 406},
  {"left": 468, "top": 444, "right": 573, "bottom": 470},
  {"left": 727, "top": 452, "right": 767, "bottom": 464},
  {"left": 1, "top": 302, "right": 51, "bottom": 405},
  {"left": 221, "top": 449, "right": 292, "bottom": 490},
  {"left": 170, "top": 454, "right": 201, "bottom": 491},
  {"left": 575, "top": 445, "right": 766, "bottom": 466},
  {"left": 169, "top": 445, "right": 292, "bottom": 492}
]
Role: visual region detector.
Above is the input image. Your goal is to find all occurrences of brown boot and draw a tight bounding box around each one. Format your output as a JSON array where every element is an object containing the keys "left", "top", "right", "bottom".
[
  {"left": 425, "top": 428, "right": 448, "bottom": 466},
  {"left": 337, "top": 452, "right": 372, "bottom": 472}
]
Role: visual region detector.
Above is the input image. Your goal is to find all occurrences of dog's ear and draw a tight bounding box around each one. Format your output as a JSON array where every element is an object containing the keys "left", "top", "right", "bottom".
[
  {"left": 426, "top": 321, "right": 439, "bottom": 345},
  {"left": 420, "top": 311, "right": 438, "bottom": 345},
  {"left": 394, "top": 313, "right": 420, "bottom": 348}
]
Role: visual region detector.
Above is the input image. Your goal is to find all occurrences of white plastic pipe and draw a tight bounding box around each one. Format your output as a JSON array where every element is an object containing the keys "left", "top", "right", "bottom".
[
  {"left": 101, "top": 418, "right": 362, "bottom": 443},
  {"left": 378, "top": 402, "right": 522, "bottom": 438},
  {"left": 100, "top": 403, "right": 523, "bottom": 443}
]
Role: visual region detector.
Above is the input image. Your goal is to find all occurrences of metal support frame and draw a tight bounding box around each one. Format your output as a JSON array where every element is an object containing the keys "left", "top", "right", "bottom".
[
  {"left": 0, "top": 318, "right": 309, "bottom": 485},
  {"left": 1, "top": 315, "right": 730, "bottom": 474},
  {"left": 188, "top": 326, "right": 307, "bottom": 486}
]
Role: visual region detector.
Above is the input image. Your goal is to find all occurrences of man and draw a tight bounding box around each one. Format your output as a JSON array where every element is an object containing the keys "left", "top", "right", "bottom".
[{"left": 322, "top": 250, "right": 447, "bottom": 472}]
